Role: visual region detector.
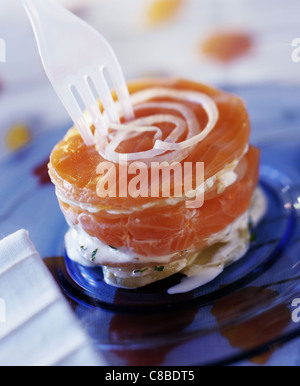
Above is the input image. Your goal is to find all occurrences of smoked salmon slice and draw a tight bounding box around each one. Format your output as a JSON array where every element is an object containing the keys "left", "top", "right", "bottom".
[{"left": 49, "top": 78, "right": 250, "bottom": 210}]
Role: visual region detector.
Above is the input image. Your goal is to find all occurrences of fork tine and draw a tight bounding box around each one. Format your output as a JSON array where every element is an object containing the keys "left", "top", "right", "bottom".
[
  {"left": 91, "top": 68, "right": 120, "bottom": 125},
  {"left": 107, "top": 63, "right": 135, "bottom": 122},
  {"left": 75, "top": 78, "right": 108, "bottom": 139},
  {"left": 64, "top": 88, "right": 95, "bottom": 146}
]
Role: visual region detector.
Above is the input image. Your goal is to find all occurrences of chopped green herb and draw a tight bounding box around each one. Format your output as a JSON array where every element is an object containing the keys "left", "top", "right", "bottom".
[
  {"left": 154, "top": 266, "right": 165, "bottom": 272},
  {"left": 109, "top": 245, "right": 118, "bottom": 250},
  {"left": 250, "top": 231, "right": 257, "bottom": 243},
  {"left": 80, "top": 245, "right": 87, "bottom": 251},
  {"left": 133, "top": 268, "right": 148, "bottom": 274},
  {"left": 91, "top": 248, "right": 98, "bottom": 261}
]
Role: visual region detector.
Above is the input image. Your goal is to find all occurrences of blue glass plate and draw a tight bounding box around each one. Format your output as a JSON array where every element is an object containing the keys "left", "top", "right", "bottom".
[{"left": 1, "top": 85, "right": 300, "bottom": 366}]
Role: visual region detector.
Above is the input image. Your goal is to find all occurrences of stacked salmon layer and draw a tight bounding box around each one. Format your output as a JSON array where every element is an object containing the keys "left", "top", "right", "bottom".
[{"left": 49, "top": 78, "right": 260, "bottom": 288}]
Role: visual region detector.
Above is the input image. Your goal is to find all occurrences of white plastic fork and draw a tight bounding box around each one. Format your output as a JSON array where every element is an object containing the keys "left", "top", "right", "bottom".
[{"left": 22, "top": 0, "right": 135, "bottom": 146}]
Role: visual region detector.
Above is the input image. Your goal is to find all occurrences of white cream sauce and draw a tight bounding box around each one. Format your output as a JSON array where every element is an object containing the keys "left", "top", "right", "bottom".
[
  {"left": 168, "top": 267, "right": 224, "bottom": 295},
  {"left": 65, "top": 225, "right": 179, "bottom": 266},
  {"left": 167, "top": 186, "right": 267, "bottom": 294},
  {"left": 65, "top": 186, "right": 267, "bottom": 294}
]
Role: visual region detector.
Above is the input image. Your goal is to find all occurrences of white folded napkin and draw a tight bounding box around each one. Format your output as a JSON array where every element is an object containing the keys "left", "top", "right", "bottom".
[{"left": 0, "top": 229, "right": 104, "bottom": 366}]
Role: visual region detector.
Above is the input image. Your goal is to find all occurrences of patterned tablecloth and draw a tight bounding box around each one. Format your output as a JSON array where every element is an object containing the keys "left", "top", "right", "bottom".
[{"left": 0, "top": 0, "right": 300, "bottom": 367}]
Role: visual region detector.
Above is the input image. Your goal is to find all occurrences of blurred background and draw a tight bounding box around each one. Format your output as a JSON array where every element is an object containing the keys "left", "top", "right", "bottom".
[
  {"left": 0, "top": 0, "right": 300, "bottom": 160},
  {"left": 1, "top": 1, "right": 300, "bottom": 367}
]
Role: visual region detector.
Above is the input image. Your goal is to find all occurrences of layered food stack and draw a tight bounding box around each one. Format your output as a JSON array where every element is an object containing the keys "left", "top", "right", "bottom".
[{"left": 48, "top": 78, "right": 266, "bottom": 293}]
